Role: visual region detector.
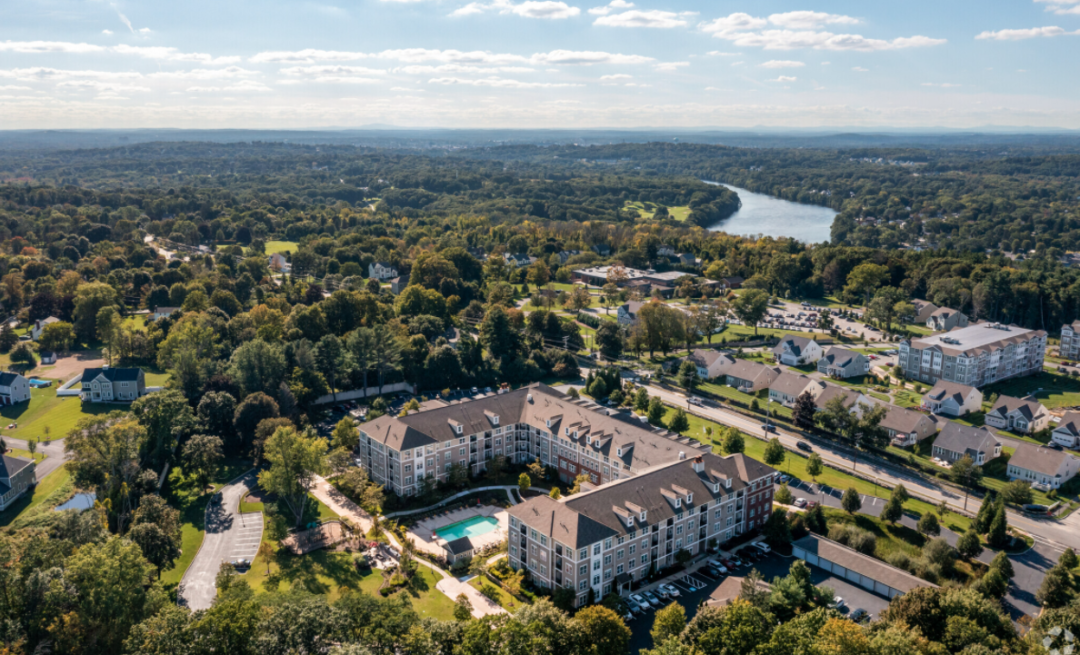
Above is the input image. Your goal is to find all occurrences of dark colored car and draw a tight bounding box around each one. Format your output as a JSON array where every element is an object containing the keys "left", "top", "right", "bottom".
[{"left": 796, "top": 441, "right": 813, "bottom": 452}]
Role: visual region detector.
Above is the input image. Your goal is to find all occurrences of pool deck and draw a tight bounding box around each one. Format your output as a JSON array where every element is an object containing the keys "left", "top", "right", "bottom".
[{"left": 405, "top": 504, "right": 508, "bottom": 559}]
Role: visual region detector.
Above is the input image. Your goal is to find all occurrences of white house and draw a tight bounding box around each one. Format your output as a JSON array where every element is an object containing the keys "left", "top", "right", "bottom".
[
  {"left": 617, "top": 301, "right": 646, "bottom": 327},
  {"left": 1007, "top": 443, "right": 1080, "bottom": 490},
  {"left": 768, "top": 372, "right": 826, "bottom": 407},
  {"left": 817, "top": 347, "right": 870, "bottom": 379},
  {"left": 80, "top": 367, "right": 146, "bottom": 403},
  {"left": 926, "top": 307, "right": 969, "bottom": 332},
  {"left": 772, "top": 335, "right": 824, "bottom": 367},
  {"left": 882, "top": 406, "right": 940, "bottom": 447},
  {"left": 0, "top": 454, "right": 36, "bottom": 512},
  {"left": 1052, "top": 412, "right": 1080, "bottom": 448},
  {"left": 932, "top": 422, "right": 1001, "bottom": 466},
  {"left": 984, "top": 395, "right": 1049, "bottom": 434},
  {"left": 31, "top": 316, "right": 60, "bottom": 341},
  {"left": 0, "top": 372, "right": 30, "bottom": 405},
  {"left": 922, "top": 381, "right": 983, "bottom": 417},
  {"left": 685, "top": 349, "right": 737, "bottom": 380},
  {"left": 268, "top": 252, "right": 291, "bottom": 273},
  {"left": 369, "top": 262, "right": 399, "bottom": 281},
  {"left": 39, "top": 351, "right": 56, "bottom": 365}
]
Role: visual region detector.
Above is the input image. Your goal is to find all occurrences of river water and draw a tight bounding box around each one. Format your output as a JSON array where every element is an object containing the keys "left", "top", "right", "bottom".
[{"left": 702, "top": 181, "right": 836, "bottom": 243}]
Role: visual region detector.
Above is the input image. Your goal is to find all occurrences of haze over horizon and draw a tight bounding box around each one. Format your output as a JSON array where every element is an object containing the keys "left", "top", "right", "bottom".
[{"left": 2, "top": 0, "right": 1079, "bottom": 130}]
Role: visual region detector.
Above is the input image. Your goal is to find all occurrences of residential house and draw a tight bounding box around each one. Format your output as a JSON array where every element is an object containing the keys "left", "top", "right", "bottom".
[
  {"left": 503, "top": 253, "right": 536, "bottom": 268},
  {"left": 723, "top": 360, "right": 781, "bottom": 393},
  {"left": 369, "top": 261, "right": 398, "bottom": 281},
  {"left": 617, "top": 301, "right": 646, "bottom": 327},
  {"left": 39, "top": 351, "right": 56, "bottom": 365},
  {"left": 899, "top": 323, "right": 1046, "bottom": 387},
  {"left": 932, "top": 423, "right": 1001, "bottom": 465},
  {"left": 390, "top": 275, "right": 410, "bottom": 295},
  {"left": 557, "top": 250, "right": 581, "bottom": 264},
  {"left": 685, "top": 349, "right": 737, "bottom": 380},
  {"left": 80, "top": 367, "right": 146, "bottom": 403},
  {"left": 467, "top": 247, "right": 488, "bottom": 261},
  {"left": 817, "top": 347, "right": 870, "bottom": 379},
  {"left": 443, "top": 537, "right": 476, "bottom": 563},
  {"left": 768, "top": 372, "right": 826, "bottom": 407},
  {"left": 678, "top": 253, "right": 697, "bottom": 266},
  {"left": 906, "top": 299, "right": 939, "bottom": 324},
  {"left": 0, "top": 454, "right": 36, "bottom": 511},
  {"left": 1052, "top": 412, "right": 1080, "bottom": 448},
  {"left": 720, "top": 276, "right": 744, "bottom": 290},
  {"left": 30, "top": 316, "right": 60, "bottom": 341},
  {"left": 0, "top": 372, "right": 31, "bottom": 405},
  {"left": 1061, "top": 321, "right": 1080, "bottom": 360},
  {"left": 268, "top": 252, "right": 291, "bottom": 273},
  {"left": 657, "top": 245, "right": 677, "bottom": 257},
  {"left": 812, "top": 385, "right": 875, "bottom": 412},
  {"left": 772, "top": 335, "right": 824, "bottom": 367},
  {"left": 926, "top": 307, "right": 970, "bottom": 332},
  {"left": 883, "top": 406, "right": 940, "bottom": 447},
  {"left": 922, "top": 381, "right": 983, "bottom": 417},
  {"left": 152, "top": 306, "right": 181, "bottom": 321},
  {"left": 507, "top": 452, "right": 776, "bottom": 606},
  {"left": 984, "top": 395, "right": 1049, "bottom": 434},
  {"left": 1007, "top": 443, "right": 1080, "bottom": 490}
]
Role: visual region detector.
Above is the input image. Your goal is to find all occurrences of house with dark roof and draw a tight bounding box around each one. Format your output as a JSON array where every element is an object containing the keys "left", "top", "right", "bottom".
[
  {"left": 39, "top": 351, "right": 56, "bottom": 365},
  {"left": 80, "top": 367, "right": 146, "bottom": 403},
  {"left": 1007, "top": 443, "right": 1080, "bottom": 489},
  {"left": 152, "top": 306, "right": 181, "bottom": 321},
  {"left": 368, "top": 261, "right": 398, "bottom": 281},
  {"left": 720, "top": 276, "right": 744, "bottom": 290},
  {"left": 443, "top": 536, "right": 476, "bottom": 562},
  {"left": 817, "top": 346, "right": 869, "bottom": 379},
  {"left": 617, "top": 300, "right": 646, "bottom": 327},
  {"left": 722, "top": 360, "right": 781, "bottom": 393},
  {"left": 772, "top": 334, "right": 824, "bottom": 367},
  {"left": 0, "top": 454, "right": 35, "bottom": 511},
  {"left": 1052, "top": 411, "right": 1080, "bottom": 448},
  {"left": 923, "top": 381, "right": 983, "bottom": 417},
  {"left": 685, "top": 349, "right": 736, "bottom": 380},
  {"left": 0, "top": 372, "right": 30, "bottom": 405},
  {"left": 507, "top": 452, "right": 776, "bottom": 605},
  {"left": 932, "top": 422, "right": 1001, "bottom": 465},
  {"left": 984, "top": 395, "right": 1049, "bottom": 434},
  {"left": 906, "top": 299, "right": 939, "bottom": 324},
  {"left": 812, "top": 384, "right": 875, "bottom": 413},
  {"left": 503, "top": 253, "right": 536, "bottom": 268},
  {"left": 389, "top": 274, "right": 410, "bottom": 295}
]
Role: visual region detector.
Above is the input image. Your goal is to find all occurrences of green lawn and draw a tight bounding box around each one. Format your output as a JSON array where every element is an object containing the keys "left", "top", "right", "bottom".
[
  {"left": 893, "top": 390, "right": 923, "bottom": 408},
  {"left": 671, "top": 409, "right": 974, "bottom": 534},
  {"left": 4, "top": 447, "right": 46, "bottom": 463},
  {"left": 0, "top": 464, "right": 73, "bottom": 529},
  {"left": 983, "top": 371, "right": 1080, "bottom": 410},
  {"left": 0, "top": 391, "right": 116, "bottom": 441},
  {"left": 144, "top": 370, "right": 171, "bottom": 386},
  {"left": 469, "top": 574, "right": 526, "bottom": 612},
  {"left": 668, "top": 206, "right": 691, "bottom": 222},
  {"left": 238, "top": 491, "right": 339, "bottom": 522},
  {"left": 217, "top": 240, "right": 298, "bottom": 256}
]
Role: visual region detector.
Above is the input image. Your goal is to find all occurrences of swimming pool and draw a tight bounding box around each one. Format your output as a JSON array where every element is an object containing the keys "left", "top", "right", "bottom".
[{"left": 436, "top": 516, "right": 500, "bottom": 541}]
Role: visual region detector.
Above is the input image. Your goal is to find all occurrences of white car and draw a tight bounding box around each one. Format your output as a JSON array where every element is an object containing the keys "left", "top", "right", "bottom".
[
  {"left": 661, "top": 583, "right": 681, "bottom": 598},
  {"left": 752, "top": 542, "right": 772, "bottom": 554},
  {"left": 833, "top": 595, "right": 845, "bottom": 608},
  {"left": 794, "top": 498, "right": 807, "bottom": 508},
  {"left": 630, "top": 594, "right": 652, "bottom": 610},
  {"left": 707, "top": 559, "right": 728, "bottom": 574}
]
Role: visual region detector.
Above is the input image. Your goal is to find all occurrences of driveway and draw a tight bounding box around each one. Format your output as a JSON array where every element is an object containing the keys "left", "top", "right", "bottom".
[
  {"left": 178, "top": 470, "right": 262, "bottom": 610},
  {"left": 2, "top": 436, "right": 67, "bottom": 481}
]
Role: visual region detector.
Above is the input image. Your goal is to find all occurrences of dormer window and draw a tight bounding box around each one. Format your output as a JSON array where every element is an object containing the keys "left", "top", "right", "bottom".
[
  {"left": 640, "top": 510, "right": 646, "bottom": 521},
  {"left": 456, "top": 425, "right": 463, "bottom": 434},
  {"left": 674, "top": 497, "right": 681, "bottom": 508},
  {"left": 713, "top": 482, "right": 720, "bottom": 492},
  {"left": 625, "top": 517, "right": 633, "bottom": 527},
  {"left": 565, "top": 427, "right": 570, "bottom": 435},
  {"left": 616, "top": 447, "right": 622, "bottom": 457},
  {"left": 686, "top": 493, "right": 693, "bottom": 504}
]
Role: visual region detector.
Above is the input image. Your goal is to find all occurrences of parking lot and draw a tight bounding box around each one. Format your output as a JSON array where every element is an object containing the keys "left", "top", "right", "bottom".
[{"left": 626, "top": 552, "right": 892, "bottom": 653}]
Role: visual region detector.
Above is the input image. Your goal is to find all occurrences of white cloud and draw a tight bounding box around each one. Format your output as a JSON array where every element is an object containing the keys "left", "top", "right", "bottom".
[
  {"left": 0, "top": 41, "right": 106, "bottom": 54},
  {"left": 111, "top": 45, "right": 241, "bottom": 65},
  {"left": 731, "top": 61, "right": 744, "bottom": 66},
  {"left": 1036, "top": 0, "right": 1080, "bottom": 15},
  {"left": 532, "top": 50, "right": 653, "bottom": 65},
  {"left": 588, "top": 0, "right": 632, "bottom": 15},
  {"left": 594, "top": 9, "right": 694, "bottom": 28},
  {"left": 116, "top": 10, "right": 135, "bottom": 33},
  {"left": 279, "top": 65, "right": 387, "bottom": 76},
  {"left": 428, "top": 76, "right": 584, "bottom": 87},
  {"left": 148, "top": 67, "right": 260, "bottom": 80},
  {"left": 452, "top": 0, "right": 581, "bottom": 19},
  {"left": 186, "top": 80, "right": 272, "bottom": 92},
  {"left": 852, "top": 66, "right": 868, "bottom": 72},
  {"left": 700, "top": 12, "right": 769, "bottom": 35},
  {"left": 599, "top": 73, "right": 632, "bottom": 80},
  {"left": 624, "top": 82, "right": 651, "bottom": 87},
  {"left": 0, "top": 85, "right": 32, "bottom": 91},
  {"left": 975, "top": 26, "right": 1078, "bottom": 40},
  {"left": 57, "top": 80, "right": 150, "bottom": 93},
  {"left": 760, "top": 60, "right": 804, "bottom": 68},
  {"left": 394, "top": 64, "right": 533, "bottom": 74},
  {"left": 770, "top": 75, "right": 797, "bottom": 82},
  {"left": 306, "top": 76, "right": 384, "bottom": 84},
  {"left": 655, "top": 61, "right": 689, "bottom": 71},
  {"left": 922, "top": 82, "right": 961, "bottom": 87},
  {"left": 102, "top": 30, "right": 114, "bottom": 36},
  {"left": 0, "top": 68, "right": 143, "bottom": 81},
  {"left": 705, "top": 51, "right": 738, "bottom": 56},
  {"left": 767, "top": 11, "right": 859, "bottom": 30},
  {"left": 138, "top": 27, "right": 152, "bottom": 34},
  {"left": 391, "top": 86, "right": 425, "bottom": 91}
]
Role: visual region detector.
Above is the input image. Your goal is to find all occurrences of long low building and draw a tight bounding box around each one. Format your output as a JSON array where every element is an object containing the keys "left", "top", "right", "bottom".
[
  {"left": 899, "top": 323, "right": 1046, "bottom": 388},
  {"left": 792, "top": 534, "right": 938, "bottom": 600},
  {"left": 357, "top": 383, "right": 709, "bottom": 497},
  {"left": 508, "top": 452, "right": 776, "bottom": 607}
]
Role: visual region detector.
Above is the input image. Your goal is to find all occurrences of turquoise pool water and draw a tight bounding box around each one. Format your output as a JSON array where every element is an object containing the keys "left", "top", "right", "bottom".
[{"left": 437, "top": 516, "right": 499, "bottom": 541}]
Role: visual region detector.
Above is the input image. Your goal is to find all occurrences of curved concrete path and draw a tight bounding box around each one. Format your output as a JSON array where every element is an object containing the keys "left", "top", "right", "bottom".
[{"left": 178, "top": 470, "right": 262, "bottom": 610}]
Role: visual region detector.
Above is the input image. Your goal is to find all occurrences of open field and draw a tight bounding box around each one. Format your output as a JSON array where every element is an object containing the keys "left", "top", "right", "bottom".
[{"left": 0, "top": 391, "right": 115, "bottom": 441}]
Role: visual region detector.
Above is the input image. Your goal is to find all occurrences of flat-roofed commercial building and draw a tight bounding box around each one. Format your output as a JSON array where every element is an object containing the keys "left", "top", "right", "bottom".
[
  {"left": 507, "top": 452, "right": 775, "bottom": 607},
  {"left": 898, "top": 323, "right": 1046, "bottom": 387}
]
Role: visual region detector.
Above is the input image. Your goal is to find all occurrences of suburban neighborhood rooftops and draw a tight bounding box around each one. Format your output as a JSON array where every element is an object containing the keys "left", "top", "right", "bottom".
[
  {"left": 793, "top": 534, "right": 938, "bottom": 594},
  {"left": 1057, "top": 412, "right": 1080, "bottom": 437},
  {"left": 773, "top": 334, "right": 816, "bottom": 357},
  {"left": 769, "top": 372, "right": 820, "bottom": 398},
  {"left": 1009, "top": 443, "right": 1076, "bottom": 476},
  {"left": 879, "top": 405, "right": 934, "bottom": 434},
  {"left": 1, "top": 454, "right": 33, "bottom": 482},
  {"left": 909, "top": 323, "right": 1044, "bottom": 357},
  {"left": 925, "top": 380, "right": 978, "bottom": 404},
  {"left": 724, "top": 360, "right": 780, "bottom": 383},
  {"left": 813, "top": 384, "right": 862, "bottom": 410},
  {"left": 934, "top": 422, "right": 999, "bottom": 458},
  {"left": 987, "top": 395, "right": 1046, "bottom": 422},
  {"left": 819, "top": 346, "right": 862, "bottom": 368},
  {"left": 81, "top": 367, "right": 142, "bottom": 383},
  {"left": 508, "top": 494, "right": 617, "bottom": 549},
  {"left": 0, "top": 372, "right": 23, "bottom": 386},
  {"left": 930, "top": 307, "right": 960, "bottom": 318},
  {"left": 687, "top": 349, "right": 735, "bottom": 369}
]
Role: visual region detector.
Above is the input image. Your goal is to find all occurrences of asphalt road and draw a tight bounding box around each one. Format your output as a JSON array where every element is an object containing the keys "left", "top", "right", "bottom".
[
  {"left": 178, "top": 470, "right": 262, "bottom": 611},
  {"left": 2, "top": 436, "right": 67, "bottom": 481}
]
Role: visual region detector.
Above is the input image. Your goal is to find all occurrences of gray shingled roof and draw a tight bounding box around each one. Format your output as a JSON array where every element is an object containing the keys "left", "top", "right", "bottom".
[
  {"left": 1009, "top": 443, "right": 1077, "bottom": 476},
  {"left": 987, "top": 395, "right": 1046, "bottom": 423},
  {"left": 687, "top": 349, "right": 735, "bottom": 370},
  {"left": 819, "top": 346, "right": 862, "bottom": 369},
  {"left": 444, "top": 536, "right": 475, "bottom": 555},
  {"left": 934, "top": 422, "right": 999, "bottom": 459},
  {"left": 0, "top": 372, "right": 23, "bottom": 387},
  {"left": 1056, "top": 412, "right": 1080, "bottom": 437},
  {"left": 1, "top": 454, "right": 33, "bottom": 482},
  {"left": 724, "top": 360, "right": 780, "bottom": 384},
  {"left": 879, "top": 405, "right": 934, "bottom": 434},
  {"left": 82, "top": 367, "right": 142, "bottom": 383},
  {"left": 773, "top": 335, "right": 816, "bottom": 358},
  {"left": 794, "top": 534, "right": 938, "bottom": 594},
  {"left": 769, "top": 372, "right": 819, "bottom": 398},
  {"left": 925, "top": 380, "right": 978, "bottom": 405}
]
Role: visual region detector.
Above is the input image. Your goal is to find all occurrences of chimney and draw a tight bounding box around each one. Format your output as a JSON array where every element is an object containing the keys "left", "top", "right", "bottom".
[
  {"left": 692, "top": 455, "right": 704, "bottom": 473},
  {"left": 527, "top": 394, "right": 533, "bottom": 403},
  {"left": 678, "top": 451, "right": 686, "bottom": 460}
]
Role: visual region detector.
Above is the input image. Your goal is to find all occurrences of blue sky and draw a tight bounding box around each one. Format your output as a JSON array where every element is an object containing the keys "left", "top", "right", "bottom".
[{"left": 1, "top": 0, "right": 1078, "bottom": 129}]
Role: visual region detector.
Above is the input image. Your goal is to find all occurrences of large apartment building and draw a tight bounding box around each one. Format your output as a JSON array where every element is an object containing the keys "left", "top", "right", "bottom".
[
  {"left": 1061, "top": 321, "right": 1080, "bottom": 360},
  {"left": 356, "top": 384, "right": 709, "bottom": 497},
  {"left": 507, "top": 451, "right": 775, "bottom": 607},
  {"left": 898, "top": 323, "right": 1046, "bottom": 387}
]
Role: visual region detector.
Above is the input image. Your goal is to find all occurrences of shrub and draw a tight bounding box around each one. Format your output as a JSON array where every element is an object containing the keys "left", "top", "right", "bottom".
[{"left": 886, "top": 551, "right": 913, "bottom": 572}]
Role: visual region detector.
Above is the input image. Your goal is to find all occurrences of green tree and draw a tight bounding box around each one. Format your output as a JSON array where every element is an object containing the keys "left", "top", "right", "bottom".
[
  {"left": 595, "top": 322, "right": 624, "bottom": 360},
  {"left": 763, "top": 438, "right": 785, "bottom": 467},
  {"left": 987, "top": 505, "right": 1009, "bottom": 549},
  {"left": 805, "top": 503, "right": 827, "bottom": 534},
  {"left": 228, "top": 339, "right": 287, "bottom": 397},
  {"left": 651, "top": 603, "right": 687, "bottom": 647},
  {"left": 314, "top": 334, "right": 345, "bottom": 402},
  {"left": 38, "top": 320, "right": 76, "bottom": 353},
  {"left": 647, "top": 397, "right": 666, "bottom": 426},
  {"left": 974, "top": 492, "right": 995, "bottom": 533},
  {"left": 9, "top": 343, "right": 35, "bottom": 368},
  {"left": 763, "top": 507, "right": 792, "bottom": 546},
  {"left": 720, "top": 427, "right": 745, "bottom": 454},
  {"left": 1001, "top": 479, "right": 1033, "bottom": 506},
  {"left": 730, "top": 288, "right": 770, "bottom": 335},
  {"left": 841, "top": 487, "right": 862, "bottom": 515},
  {"left": 1060, "top": 548, "right": 1078, "bottom": 570},
  {"left": 792, "top": 391, "right": 817, "bottom": 428},
  {"left": 989, "top": 550, "right": 1014, "bottom": 581},
  {"left": 331, "top": 417, "right": 359, "bottom": 451},
  {"left": 677, "top": 360, "right": 699, "bottom": 390},
  {"left": 1037, "top": 564, "right": 1075, "bottom": 609},
  {"left": 132, "top": 389, "right": 197, "bottom": 469},
  {"left": 805, "top": 452, "right": 823, "bottom": 484},
  {"left": 844, "top": 262, "right": 889, "bottom": 308},
  {"left": 73, "top": 281, "right": 120, "bottom": 342},
  {"left": 957, "top": 528, "right": 983, "bottom": 560},
  {"left": 950, "top": 454, "right": 982, "bottom": 487},
  {"left": 667, "top": 408, "right": 690, "bottom": 433},
  {"left": 96, "top": 305, "right": 123, "bottom": 363},
  {"left": 257, "top": 426, "right": 328, "bottom": 527},
  {"left": 775, "top": 483, "right": 794, "bottom": 505},
  {"left": 197, "top": 391, "right": 237, "bottom": 442},
  {"left": 917, "top": 511, "right": 941, "bottom": 537},
  {"left": 574, "top": 605, "right": 631, "bottom": 655},
  {"left": 182, "top": 433, "right": 224, "bottom": 491},
  {"left": 454, "top": 594, "right": 473, "bottom": 621},
  {"left": 880, "top": 494, "right": 903, "bottom": 524},
  {"left": 157, "top": 314, "right": 219, "bottom": 398},
  {"left": 233, "top": 392, "right": 280, "bottom": 448},
  {"left": 0, "top": 324, "right": 16, "bottom": 352},
  {"left": 549, "top": 487, "right": 562, "bottom": 499},
  {"left": 518, "top": 472, "right": 532, "bottom": 494},
  {"left": 634, "top": 388, "right": 650, "bottom": 413}
]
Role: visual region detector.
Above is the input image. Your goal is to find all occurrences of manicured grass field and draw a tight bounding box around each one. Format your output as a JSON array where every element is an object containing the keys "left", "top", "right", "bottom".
[
  {"left": 469, "top": 574, "right": 525, "bottom": 612},
  {"left": 4, "top": 447, "right": 46, "bottom": 463},
  {"left": 217, "top": 240, "right": 298, "bottom": 256},
  {"left": 0, "top": 464, "right": 73, "bottom": 529},
  {"left": 0, "top": 391, "right": 116, "bottom": 441},
  {"left": 893, "top": 390, "right": 922, "bottom": 408},
  {"left": 144, "top": 370, "right": 171, "bottom": 386},
  {"left": 623, "top": 201, "right": 690, "bottom": 222},
  {"left": 983, "top": 372, "right": 1080, "bottom": 410}
]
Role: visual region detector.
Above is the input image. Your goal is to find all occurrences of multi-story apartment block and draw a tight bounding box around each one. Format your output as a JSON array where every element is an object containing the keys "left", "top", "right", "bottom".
[
  {"left": 898, "top": 323, "right": 1046, "bottom": 387},
  {"left": 507, "top": 452, "right": 775, "bottom": 606},
  {"left": 356, "top": 384, "right": 709, "bottom": 497},
  {"left": 1061, "top": 321, "right": 1080, "bottom": 360}
]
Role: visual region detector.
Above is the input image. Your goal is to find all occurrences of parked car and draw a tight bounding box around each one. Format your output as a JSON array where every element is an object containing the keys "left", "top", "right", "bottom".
[
  {"left": 627, "top": 599, "right": 646, "bottom": 615},
  {"left": 655, "top": 586, "right": 671, "bottom": 599},
  {"left": 630, "top": 594, "right": 651, "bottom": 610},
  {"left": 850, "top": 608, "right": 869, "bottom": 622},
  {"left": 793, "top": 497, "right": 807, "bottom": 508},
  {"left": 832, "top": 596, "right": 845, "bottom": 609},
  {"left": 643, "top": 591, "right": 662, "bottom": 607},
  {"left": 806, "top": 500, "right": 819, "bottom": 509},
  {"left": 707, "top": 559, "right": 728, "bottom": 574},
  {"left": 778, "top": 474, "right": 790, "bottom": 483},
  {"left": 729, "top": 557, "right": 744, "bottom": 568},
  {"left": 661, "top": 583, "right": 681, "bottom": 598},
  {"left": 796, "top": 441, "right": 813, "bottom": 452},
  {"left": 688, "top": 396, "right": 704, "bottom": 406},
  {"left": 697, "top": 567, "right": 718, "bottom": 580},
  {"left": 752, "top": 542, "right": 772, "bottom": 554},
  {"left": 720, "top": 558, "right": 735, "bottom": 569}
]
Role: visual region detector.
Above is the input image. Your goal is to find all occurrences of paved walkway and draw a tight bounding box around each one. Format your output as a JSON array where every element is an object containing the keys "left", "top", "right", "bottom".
[{"left": 178, "top": 470, "right": 262, "bottom": 610}]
